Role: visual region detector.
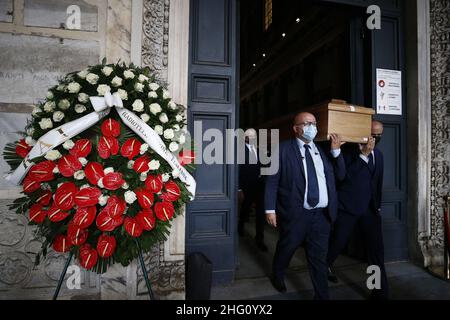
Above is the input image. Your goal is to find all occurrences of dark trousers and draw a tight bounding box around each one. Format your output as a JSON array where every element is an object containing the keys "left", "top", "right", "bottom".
[
  {"left": 273, "top": 208, "right": 331, "bottom": 300},
  {"left": 327, "top": 209, "right": 389, "bottom": 299},
  {"left": 239, "top": 185, "right": 265, "bottom": 242}
]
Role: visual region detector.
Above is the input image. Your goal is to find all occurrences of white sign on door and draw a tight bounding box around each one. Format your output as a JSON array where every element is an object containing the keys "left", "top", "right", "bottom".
[{"left": 376, "top": 68, "right": 402, "bottom": 115}]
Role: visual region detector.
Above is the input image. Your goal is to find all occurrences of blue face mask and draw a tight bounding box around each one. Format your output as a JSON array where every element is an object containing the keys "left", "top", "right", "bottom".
[{"left": 302, "top": 125, "right": 317, "bottom": 141}]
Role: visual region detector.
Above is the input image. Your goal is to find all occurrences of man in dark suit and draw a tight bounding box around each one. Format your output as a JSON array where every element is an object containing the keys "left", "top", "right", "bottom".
[
  {"left": 238, "top": 128, "right": 267, "bottom": 251},
  {"left": 327, "top": 120, "right": 389, "bottom": 300},
  {"left": 265, "top": 112, "right": 345, "bottom": 300}
]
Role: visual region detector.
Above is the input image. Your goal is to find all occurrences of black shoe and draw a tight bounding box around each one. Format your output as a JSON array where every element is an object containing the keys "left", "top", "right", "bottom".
[
  {"left": 328, "top": 267, "right": 338, "bottom": 283},
  {"left": 256, "top": 240, "right": 268, "bottom": 252},
  {"left": 270, "top": 275, "right": 287, "bottom": 293}
]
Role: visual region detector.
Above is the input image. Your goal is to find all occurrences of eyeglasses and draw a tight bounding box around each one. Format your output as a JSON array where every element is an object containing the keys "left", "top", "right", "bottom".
[{"left": 294, "top": 121, "right": 317, "bottom": 127}]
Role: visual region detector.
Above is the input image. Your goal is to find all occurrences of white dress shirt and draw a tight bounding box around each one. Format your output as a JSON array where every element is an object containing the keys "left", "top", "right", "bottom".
[
  {"left": 359, "top": 150, "right": 375, "bottom": 165},
  {"left": 265, "top": 139, "right": 341, "bottom": 214}
]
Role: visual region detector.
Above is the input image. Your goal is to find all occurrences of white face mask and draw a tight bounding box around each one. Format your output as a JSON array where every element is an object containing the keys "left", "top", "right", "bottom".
[{"left": 302, "top": 125, "right": 317, "bottom": 141}]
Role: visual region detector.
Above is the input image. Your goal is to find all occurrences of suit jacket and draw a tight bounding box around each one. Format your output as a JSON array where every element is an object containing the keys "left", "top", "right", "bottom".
[
  {"left": 336, "top": 144, "right": 384, "bottom": 215},
  {"left": 264, "top": 138, "right": 344, "bottom": 225},
  {"left": 239, "top": 144, "right": 262, "bottom": 192}
]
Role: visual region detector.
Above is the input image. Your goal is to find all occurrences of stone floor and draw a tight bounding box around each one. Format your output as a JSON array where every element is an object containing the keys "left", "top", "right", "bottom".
[{"left": 211, "top": 217, "right": 450, "bottom": 300}]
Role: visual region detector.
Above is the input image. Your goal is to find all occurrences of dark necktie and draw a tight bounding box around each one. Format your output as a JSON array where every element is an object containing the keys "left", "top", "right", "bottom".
[
  {"left": 368, "top": 153, "right": 375, "bottom": 173},
  {"left": 304, "top": 144, "right": 319, "bottom": 208}
]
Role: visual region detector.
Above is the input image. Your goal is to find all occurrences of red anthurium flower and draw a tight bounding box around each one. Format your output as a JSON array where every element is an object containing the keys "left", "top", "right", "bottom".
[
  {"left": 154, "top": 201, "right": 175, "bottom": 221},
  {"left": 28, "top": 160, "right": 56, "bottom": 182},
  {"left": 101, "top": 118, "right": 121, "bottom": 137},
  {"left": 145, "top": 175, "right": 163, "bottom": 193},
  {"left": 178, "top": 150, "right": 195, "bottom": 166},
  {"left": 52, "top": 234, "right": 71, "bottom": 253},
  {"left": 29, "top": 204, "right": 46, "bottom": 224},
  {"left": 47, "top": 204, "right": 69, "bottom": 222},
  {"left": 54, "top": 182, "right": 77, "bottom": 211},
  {"left": 23, "top": 176, "right": 41, "bottom": 193},
  {"left": 72, "top": 206, "right": 96, "bottom": 229},
  {"left": 79, "top": 244, "right": 98, "bottom": 269},
  {"left": 120, "top": 138, "right": 141, "bottom": 160},
  {"left": 84, "top": 162, "right": 104, "bottom": 185},
  {"left": 74, "top": 187, "right": 101, "bottom": 207},
  {"left": 97, "top": 234, "right": 117, "bottom": 258},
  {"left": 67, "top": 223, "right": 88, "bottom": 246},
  {"left": 96, "top": 210, "right": 123, "bottom": 232},
  {"left": 36, "top": 190, "right": 52, "bottom": 206},
  {"left": 58, "top": 154, "right": 82, "bottom": 177},
  {"left": 69, "top": 139, "right": 92, "bottom": 158},
  {"left": 124, "top": 217, "right": 143, "bottom": 237},
  {"left": 135, "top": 188, "right": 154, "bottom": 209},
  {"left": 161, "top": 180, "right": 181, "bottom": 202},
  {"left": 102, "top": 172, "right": 125, "bottom": 190},
  {"left": 136, "top": 209, "right": 156, "bottom": 231},
  {"left": 16, "top": 139, "right": 31, "bottom": 158},
  {"left": 97, "top": 136, "right": 119, "bottom": 159},
  {"left": 104, "top": 195, "right": 126, "bottom": 217},
  {"left": 133, "top": 155, "right": 150, "bottom": 173}
]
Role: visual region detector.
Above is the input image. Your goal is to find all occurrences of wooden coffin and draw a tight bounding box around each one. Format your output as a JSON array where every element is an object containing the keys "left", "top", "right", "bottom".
[{"left": 305, "top": 99, "right": 375, "bottom": 143}]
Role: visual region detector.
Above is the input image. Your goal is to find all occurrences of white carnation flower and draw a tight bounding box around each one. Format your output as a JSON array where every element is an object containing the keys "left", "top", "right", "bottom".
[
  {"left": 116, "top": 89, "right": 128, "bottom": 100},
  {"left": 32, "top": 106, "right": 42, "bottom": 117},
  {"left": 67, "top": 82, "right": 81, "bottom": 93},
  {"left": 45, "top": 149, "right": 62, "bottom": 160},
  {"left": 46, "top": 91, "right": 54, "bottom": 99},
  {"left": 172, "top": 168, "right": 180, "bottom": 178},
  {"left": 161, "top": 173, "right": 170, "bottom": 182},
  {"left": 139, "top": 173, "right": 147, "bottom": 182},
  {"left": 78, "top": 93, "right": 90, "bottom": 103},
  {"left": 86, "top": 73, "right": 99, "bottom": 85},
  {"left": 138, "top": 74, "right": 149, "bottom": 83},
  {"left": 63, "top": 139, "right": 75, "bottom": 150},
  {"left": 134, "top": 82, "right": 144, "bottom": 92},
  {"left": 97, "top": 177, "right": 104, "bottom": 188},
  {"left": 75, "top": 104, "right": 87, "bottom": 113},
  {"left": 123, "top": 70, "right": 135, "bottom": 79},
  {"left": 154, "top": 125, "right": 163, "bottom": 135},
  {"left": 149, "top": 103, "right": 162, "bottom": 115},
  {"left": 124, "top": 190, "right": 137, "bottom": 204},
  {"left": 39, "top": 118, "right": 53, "bottom": 130},
  {"left": 148, "top": 160, "right": 160, "bottom": 170},
  {"left": 26, "top": 127, "right": 35, "bottom": 136},
  {"left": 169, "top": 142, "right": 179, "bottom": 152},
  {"left": 97, "top": 84, "right": 111, "bottom": 96},
  {"left": 132, "top": 99, "right": 144, "bottom": 112},
  {"left": 43, "top": 101, "right": 56, "bottom": 112},
  {"left": 127, "top": 160, "right": 135, "bottom": 169},
  {"left": 111, "top": 76, "right": 123, "bottom": 87},
  {"left": 140, "top": 143, "right": 149, "bottom": 155},
  {"left": 168, "top": 101, "right": 177, "bottom": 110},
  {"left": 175, "top": 114, "right": 183, "bottom": 122},
  {"left": 140, "top": 113, "right": 150, "bottom": 123},
  {"left": 98, "top": 195, "right": 109, "bottom": 206},
  {"left": 78, "top": 157, "right": 88, "bottom": 166},
  {"left": 104, "top": 167, "right": 114, "bottom": 175},
  {"left": 74, "top": 170, "right": 85, "bottom": 180},
  {"left": 148, "top": 91, "right": 158, "bottom": 99},
  {"left": 159, "top": 113, "right": 168, "bottom": 124},
  {"left": 178, "top": 133, "right": 186, "bottom": 144},
  {"left": 163, "top": 90, "right": 171, "bottom": 100},
  {"left": 163, "top": 128, "right": 174, "bottom": 139},
  {"left": 77, "top": 69, "right": 89, "bottom": 79},
  {"left": 102, "top": 66, "right": 113, "bottom": 76},
  {"left": 25, "top": 136, "right": 36, "bottom": 146},
  {"left": 149, "top": 83, "right": 159, "bottom": 91},
  {"left": 56, "top": 84, "right": 66, "bottom": 92},
  {"left": 53, "top": 111, "right": 65, "bottom": 122},
  {"left": 58, "top": 99, "right": 70, "bottom": 110}
]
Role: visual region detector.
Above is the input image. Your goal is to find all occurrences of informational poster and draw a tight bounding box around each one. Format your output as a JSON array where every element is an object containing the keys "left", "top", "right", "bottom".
[{"left": 376, "top": 68, "right": 402, "bottom": 115}]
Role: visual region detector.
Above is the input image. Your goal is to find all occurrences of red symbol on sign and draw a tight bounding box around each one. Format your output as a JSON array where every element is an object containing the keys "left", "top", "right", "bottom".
[{"left": 378, "top": 80, "right": 385, "bottom": 87}]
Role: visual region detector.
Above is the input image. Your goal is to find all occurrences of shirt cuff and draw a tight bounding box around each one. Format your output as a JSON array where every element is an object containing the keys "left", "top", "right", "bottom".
[
  {"left": 330, "top": 148, "right": 341, "bottom": 158},
  {"left": 265, "top": 210, "right": 276, "bottom": 214},
  {"left": 359, "top": 153, "right": 369, "bottom": 163}
]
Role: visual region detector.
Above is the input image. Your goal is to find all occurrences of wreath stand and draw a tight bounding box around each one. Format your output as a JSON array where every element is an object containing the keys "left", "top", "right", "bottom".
[{"left": 52, "top": 239, "right": 156, "bottom": 300}]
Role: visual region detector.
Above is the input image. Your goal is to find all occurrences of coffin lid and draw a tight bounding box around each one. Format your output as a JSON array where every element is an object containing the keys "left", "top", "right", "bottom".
[{"left": 310, "top": 99, "right": 375, "bottom": 115}]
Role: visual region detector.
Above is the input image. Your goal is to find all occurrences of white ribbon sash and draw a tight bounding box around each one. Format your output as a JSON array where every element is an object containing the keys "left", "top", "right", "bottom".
[{"left": 6, "top": 92, "right": 196, "bottom": 200}]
